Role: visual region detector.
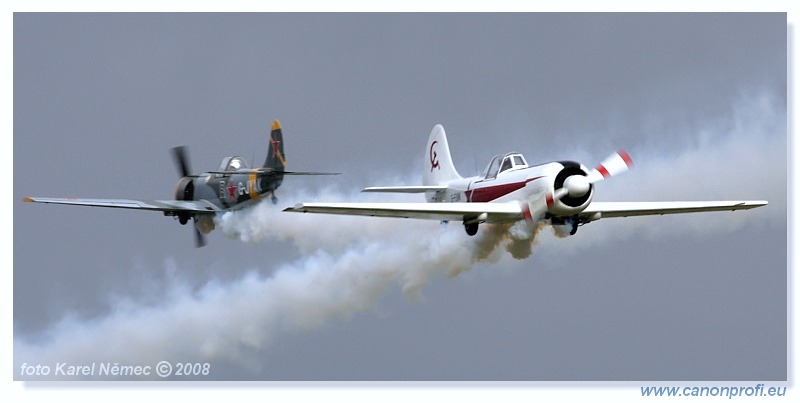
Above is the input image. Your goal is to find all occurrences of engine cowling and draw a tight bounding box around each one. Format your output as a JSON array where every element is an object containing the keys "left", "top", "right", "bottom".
[
  {"left": 174, "top": 177, "right": 195, "bottom": 201},
  {"left": 548, "top": 161, "right": 593, "bottom": 215}
]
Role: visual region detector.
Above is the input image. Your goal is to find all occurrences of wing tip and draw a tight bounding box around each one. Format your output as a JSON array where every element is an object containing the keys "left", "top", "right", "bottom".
[
  {"left": 282, "top": 203, "right": 304, "bottom": 212},
  {"left": 23, "top": 196, "right": 34, "bottom": 202}
]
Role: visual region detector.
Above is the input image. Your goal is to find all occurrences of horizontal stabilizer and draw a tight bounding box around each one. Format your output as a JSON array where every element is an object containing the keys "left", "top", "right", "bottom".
[
  {"left": 362, "top": 186, "right": 448, "bottom": 193},
  {"left": 204, "top": 168, "right": 339, "bottom": 176},
  {"left": 281, "top": 171, "right": 340, "bottom": 175}
]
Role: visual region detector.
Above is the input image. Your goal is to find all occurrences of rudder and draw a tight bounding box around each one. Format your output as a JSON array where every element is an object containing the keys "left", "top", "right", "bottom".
[
  {"left": 264, "top": 119, "right": 286, "bottom": 171},
  {"left": 423, "top": 124, "right": 462, "bottom": 185}
]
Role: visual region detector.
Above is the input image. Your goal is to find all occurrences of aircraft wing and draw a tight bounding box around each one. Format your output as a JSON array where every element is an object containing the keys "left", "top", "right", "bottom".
[
  {"left": 581, "top": 200, "right": 768, "bottom": 219},
  {"left": 23, "top": 197, "right": 222, "bottom": 214},
  {"left": 284, "top": 202, "right": 523, "bottom": 222},
  {"left": 284, "top": 200, "right": 767, "bottom": 223}
]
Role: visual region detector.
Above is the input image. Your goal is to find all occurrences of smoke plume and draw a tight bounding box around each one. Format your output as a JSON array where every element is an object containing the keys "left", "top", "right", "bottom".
[
  {"left": 14, "top": 92, "right": 784, "bottom": 379},
  {"left": 15, "top": 183, "right": 540, "bottom": 379}
]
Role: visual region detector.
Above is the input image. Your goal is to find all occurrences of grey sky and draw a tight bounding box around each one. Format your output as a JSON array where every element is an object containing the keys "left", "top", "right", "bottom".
[{"left": 12, "top": 12, "right": 787, "bottom": 384}]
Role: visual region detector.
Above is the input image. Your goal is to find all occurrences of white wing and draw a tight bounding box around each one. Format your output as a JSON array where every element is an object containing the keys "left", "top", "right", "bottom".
[
  {"left": 581, "top": 200, "right": 768, "bottom": 219},
  {"left": 284, "top": 200, "right": 767, "bottom": 224},
  {"left": 284, "top": 202, "right": 523, "bottom": 222},
  {"left": 23, "top": 197, "right": 221, "bottom": 214}
]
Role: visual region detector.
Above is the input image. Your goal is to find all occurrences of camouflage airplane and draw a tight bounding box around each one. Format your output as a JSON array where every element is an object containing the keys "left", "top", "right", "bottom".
[{"left": 24, "top": 119, "right": 336, "bottom": 247}]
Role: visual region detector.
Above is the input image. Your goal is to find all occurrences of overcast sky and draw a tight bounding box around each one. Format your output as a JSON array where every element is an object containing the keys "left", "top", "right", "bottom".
[{"left": 11, "top": 11, "right": 788, "bottom": 389}]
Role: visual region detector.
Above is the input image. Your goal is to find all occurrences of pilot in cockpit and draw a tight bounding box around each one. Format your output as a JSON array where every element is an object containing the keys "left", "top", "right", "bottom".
[
  {"left": 226, "top": 157, "right": 248, "bottom": 171},
  {"left": 482, "top": 153, "right": 528, "bottom": 180},
  {"left": 500, "top": 156, "right": 513, "bottom": 173}
]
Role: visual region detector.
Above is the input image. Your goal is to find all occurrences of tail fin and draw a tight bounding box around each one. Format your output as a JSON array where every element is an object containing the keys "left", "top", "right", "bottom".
[
  {"left": 264, "top": 119, "right": 286, "bottom": 171},
  {"left": 423, "top": 124, "right": 462, "bottom": 185}
]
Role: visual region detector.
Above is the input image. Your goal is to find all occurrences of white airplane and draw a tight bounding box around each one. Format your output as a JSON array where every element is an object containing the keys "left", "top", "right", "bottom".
[{"left": 284, "top": 125, "right": 767, "bottom": 236}]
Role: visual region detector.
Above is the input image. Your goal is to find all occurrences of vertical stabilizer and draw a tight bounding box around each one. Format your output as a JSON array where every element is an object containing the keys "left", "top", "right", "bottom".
[
  {"left": 423, "top": 124, "right": 462, "bottom": 185},
  {"left": 264, "top": 119, "right": 286, "bottom": 171}
]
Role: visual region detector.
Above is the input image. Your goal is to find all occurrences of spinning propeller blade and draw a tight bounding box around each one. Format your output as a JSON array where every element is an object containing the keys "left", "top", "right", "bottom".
[
  {"left": 171, "top": 146, "right": 207, "bottom": 247},
  {"left": 587, "top": 150, "right": 633, "bottom": 183},
  {"left": 171, "top": 146, "right": 191, "bottom": 178},
  {"left": 194, "top": 225, "right": 207, "bottom": 248}
]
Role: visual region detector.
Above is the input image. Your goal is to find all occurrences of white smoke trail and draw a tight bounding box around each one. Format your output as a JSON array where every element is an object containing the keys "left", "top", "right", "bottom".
[
  {"left": 14, "top": 185, "right": 531, "bottom": 379},
  {"left": 14, "top": 92, "right": 784, "bottom": 379}
]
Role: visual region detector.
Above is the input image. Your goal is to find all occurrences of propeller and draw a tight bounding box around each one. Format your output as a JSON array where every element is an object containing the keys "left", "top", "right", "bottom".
[
  {"left": 586, "top": 149, "right": 633, "bottom": 184},
  {"left": 170, "top": 146, "right": 207, "bottom": 248},
  {"left": 523, "top": 150, "right": 633, "bottom": 225},
  {"left": 171, "top": 146, "right": 191, "bottom": 178},
  {"left": 194, "top": 225, "right": 207, "bottom": 248},
  {"left": 555, "top": 149, "right": 633, "bottom": 200}
]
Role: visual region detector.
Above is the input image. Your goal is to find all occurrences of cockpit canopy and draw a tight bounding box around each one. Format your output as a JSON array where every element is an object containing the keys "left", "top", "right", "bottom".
[
  {"left": 481, "top": 152, "right": 528, "bottom": 180},
  {"left": 218, "top": 156, "right": 250, "bottom": 172}
]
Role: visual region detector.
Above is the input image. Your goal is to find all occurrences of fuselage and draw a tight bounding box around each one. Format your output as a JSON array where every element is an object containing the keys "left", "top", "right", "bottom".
[
  {"left": 175, "top": 170, "right": 284, "bottom": 211},
  {"left": 427, "top": 158, "right": 594, "bottom": 218}
]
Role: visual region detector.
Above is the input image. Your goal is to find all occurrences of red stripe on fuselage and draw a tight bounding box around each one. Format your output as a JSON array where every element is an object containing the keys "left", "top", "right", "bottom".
[{"left": 467, "top": 177, "right": 542, "bottom": 202}]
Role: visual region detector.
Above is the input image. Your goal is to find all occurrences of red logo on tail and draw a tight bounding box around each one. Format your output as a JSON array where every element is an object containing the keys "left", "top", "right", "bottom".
[{"left": 430, "top": 141, "right": 440, "bottom": 172}]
